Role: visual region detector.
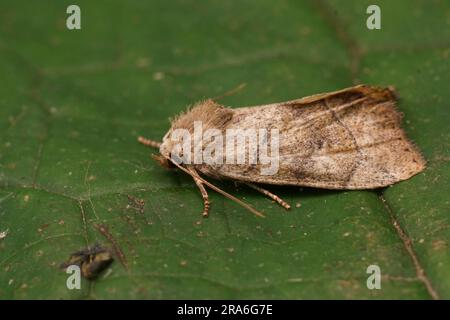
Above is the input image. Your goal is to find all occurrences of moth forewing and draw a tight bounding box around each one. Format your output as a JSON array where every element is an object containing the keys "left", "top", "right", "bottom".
[{"left": 204, "top": 85, "right": 425, "bottom": 189}]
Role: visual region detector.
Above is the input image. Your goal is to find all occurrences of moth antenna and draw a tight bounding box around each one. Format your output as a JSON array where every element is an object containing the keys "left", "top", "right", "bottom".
[
  {"left": 211, "top": 83, "right": 247, "bottom": 101},
  {"left": 165, "top": 156, "right": 265, "bottom": 218},
  {"left": 138, "top": 136, "right": 161, "bottom": 148}
]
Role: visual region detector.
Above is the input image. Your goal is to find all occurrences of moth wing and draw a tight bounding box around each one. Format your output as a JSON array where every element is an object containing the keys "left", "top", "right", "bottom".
[
  {"left": 199, "top": 85, "right": 425, "bottom": 189},
  {"left": 282, "top": 84, "right": 378, "bottom": 105}
]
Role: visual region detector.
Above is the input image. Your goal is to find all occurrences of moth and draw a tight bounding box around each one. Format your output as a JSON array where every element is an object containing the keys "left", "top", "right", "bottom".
[
  {"left": 61, "top": 244, "right": 114, "bottom": 280},
  {"left": 138, "top": 85, "right": 426, "bottom": 217}
]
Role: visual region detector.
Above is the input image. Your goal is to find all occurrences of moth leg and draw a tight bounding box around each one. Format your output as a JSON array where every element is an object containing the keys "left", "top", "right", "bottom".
[
  {"left": 245, "top": 183, "right": 291, "bottom": 210},
  {"left": 137, "top": 136, "right": 161, "bottom": 148},
  {"left": 187, "top": 167, "right": 210, "bottom": 217},
  {"left": 193, "top": 178, "right": 210, "bottom": 217}
]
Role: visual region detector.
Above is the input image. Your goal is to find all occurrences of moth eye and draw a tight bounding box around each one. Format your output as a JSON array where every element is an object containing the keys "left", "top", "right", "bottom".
[
  {"left": 169, "top": 152, "right": 184, "bottom": 165},
  {"left": 169, "top": 152, "right": 176, "bottom": 161}
]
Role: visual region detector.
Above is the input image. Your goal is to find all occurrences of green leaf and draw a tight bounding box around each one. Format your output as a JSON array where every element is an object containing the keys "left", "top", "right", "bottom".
[{"left": 0, "top": 0, "right": 449, "bottom": 299}]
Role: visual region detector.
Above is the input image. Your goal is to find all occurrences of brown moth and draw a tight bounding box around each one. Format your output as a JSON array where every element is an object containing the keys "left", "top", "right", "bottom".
[{"left": 138, "top": 85, "right": 426, "bottom": 217}]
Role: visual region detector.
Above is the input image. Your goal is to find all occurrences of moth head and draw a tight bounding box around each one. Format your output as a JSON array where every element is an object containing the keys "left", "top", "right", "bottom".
[
  {"left": 157, "top": 129, "right": 178, "bottom": 168},
  {"left": 158, "top": 99, "right": 233, "bottom": 167}
]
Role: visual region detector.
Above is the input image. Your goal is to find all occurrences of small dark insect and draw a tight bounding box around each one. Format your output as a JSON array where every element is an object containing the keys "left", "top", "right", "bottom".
[
  {"left": 61, "top": 244, "right": 114, "bottom": 280},
  {"left": 138, "top": 85, "right": 425, "bottom": 217}
]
